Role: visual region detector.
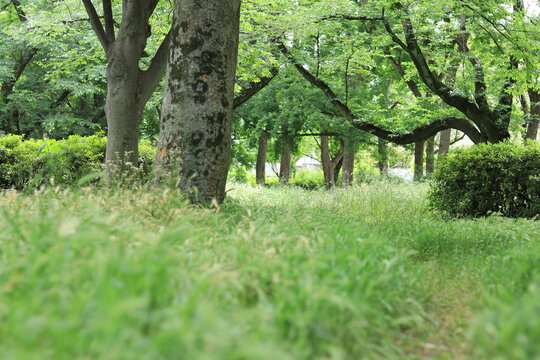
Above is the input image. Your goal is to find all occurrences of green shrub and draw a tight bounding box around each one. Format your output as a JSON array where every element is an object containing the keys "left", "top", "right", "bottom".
[
  {"left": 291, "top": 170, "right": 325, "bottom": 190},
  {"left": 429, "top": 141, "right": 540, "bottom": 218},
  {"left": 0, "top": 134, "right": 155, "bottom": 190}
]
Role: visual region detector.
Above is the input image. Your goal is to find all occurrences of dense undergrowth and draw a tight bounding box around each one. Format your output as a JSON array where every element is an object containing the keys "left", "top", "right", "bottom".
[{"left": 0, "top": 183, "right": 538, "bottom": 359}]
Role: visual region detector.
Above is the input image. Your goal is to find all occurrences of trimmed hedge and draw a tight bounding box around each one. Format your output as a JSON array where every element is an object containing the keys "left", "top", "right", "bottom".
[
  {"left": 429, "top": 141, "right": 540, "bottom": 218},
  {"left": 0, "top": 134, "right": 155, "bottom": 190}
]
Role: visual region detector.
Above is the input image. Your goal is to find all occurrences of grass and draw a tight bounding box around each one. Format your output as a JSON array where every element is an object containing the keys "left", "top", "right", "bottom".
[{"left": 0, "top": 182, "right": 539, "bottom": 359}]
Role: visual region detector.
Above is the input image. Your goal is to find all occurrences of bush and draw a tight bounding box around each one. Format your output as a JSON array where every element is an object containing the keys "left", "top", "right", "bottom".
[
  {"left": 291, "top": 170, "right": 325, "bottom": 190},
  {"left": 0, "top": 134, "right": 155, "bottom": 190},
  {"left": 429, "top": 141, "right": 540, "bottom": 218}
]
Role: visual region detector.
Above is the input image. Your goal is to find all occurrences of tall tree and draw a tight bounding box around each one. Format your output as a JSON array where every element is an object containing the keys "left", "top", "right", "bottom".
[
  {"left": 155, "top": 0, "right": 241, "bottom": 204},
  {"left": 81, "top": 0, "right": 170, "bottom": 171}
]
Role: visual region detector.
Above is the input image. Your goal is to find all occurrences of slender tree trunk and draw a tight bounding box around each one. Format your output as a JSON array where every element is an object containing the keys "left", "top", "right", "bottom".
[
  {"left": 377, "top": 138, "right": 389, "bottom": 177},
  {"left": 425, "top": 136, "right": 435, "bottom": 175},
  {"left": 414, "top": 141, "right": 424, "bottom": 181},
  {"left": 342, "top": 138, "right": 356, "bottom": 187},
  {"left": 438, "top": 129, "right": 451, "bottom": 162},
  {"left": 155, "top": 0, "right": 241, "bottom": 203},
  {"left": 320, "top": 135, "right": 335, "bottom": 189},
  {"left": 256, "top": 130, "right": 268, "bottom": 185},
  {"left": 279, "top": 135, "right": 292, "bottom": 185},
  {"left": 526, "top": 90, "right": 540, "bottom": 141},
  {"left": 334, "top": 157, "right": 343, "bottom": 184}
]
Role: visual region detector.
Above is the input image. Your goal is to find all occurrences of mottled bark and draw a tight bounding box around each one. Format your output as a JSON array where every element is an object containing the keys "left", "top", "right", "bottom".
[
  {"left": 256, "top": 131, "right": 268, "bottom": 185},
  {"left": 526, "top": 90, "right": 540, "bottom": 141},
  {"left": 377, "top": 138, "right": 389, "bottom": 176},
  {"left": 155, "top": 0, "right": 241, "bottom": 204},
  {"left": 414, "top": 141, "right": 424, "bottom": 181},
  {"left": 341, "top": 138, "right": 356, "bottom": 187},
  {"left": 425, "top": 136, "right": 435, "bottom": 175},
  {"left": 279, "top": 136, "right": 292, "bottom": 185}
]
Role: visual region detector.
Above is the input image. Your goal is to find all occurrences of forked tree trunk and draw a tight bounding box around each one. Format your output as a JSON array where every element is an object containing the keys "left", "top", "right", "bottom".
[
  {"left": 438, "top": 129, "right": 451, "bottom": 161},
  {"left": 256, "top": 130, "right": 268, "bottom": 185},
  {"left": 82, "top": 0, "right": 171, "bottom": 181},
  {"left": 414, "top": 141, "right": 424, "bottom": 181},
  {"left": 279, "top": 136, "right": 292, "bottom": 185},
  {"left": 425, "top": 136, "right": 435, "bottom": 175},
  {"left": 526, "top": 90, "right": 540, "bottom": 141},
  {"left": 377, "top": 138, "right": 389, "bottom": 176},
  {"left": 155, "top": 0, "right": 241, "bottom": 203},
  {"left": 341, "top": 138, "right": 356, "bottom": 187},
  {"left": 320, "top": 135, "right": 345, "bottom": 189}
]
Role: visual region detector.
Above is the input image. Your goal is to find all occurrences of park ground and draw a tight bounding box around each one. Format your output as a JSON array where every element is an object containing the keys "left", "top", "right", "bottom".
[{"left": 0, "top": 183, "right": 539, "bottom": 359}]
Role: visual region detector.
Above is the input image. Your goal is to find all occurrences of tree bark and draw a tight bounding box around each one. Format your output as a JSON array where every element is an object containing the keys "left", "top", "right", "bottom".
[
  {"left": 320, "top": 136, "right": 344, "bottom": 189},
  {"left": 378, "top": 138, "right": 389, "bottom": 176},
  {"left": 341, "top": 138, "right": 356, "bottom": 187},
  {"left": 526, "top": 90, "right": 540, "bottom": 141},
  {"left": 256, "top": 130, "right": 268, "bottom": 185},
  {"left": 155, "top": 0, "right": 241, "bottom": 204},
  {"left": 414, "top": 141, "right": 424, "bottom": 181},
  {"left": 279, "top": 135, "right": 292, "bottom": 185},
  {"left": 438, "top": 129, "right": 451, "bottom": 161},
  {"left": 425, "top": 136, "right": 436, "bottom": 175},
  {"left": 320, "top": 135, "right": 334, "bottom": 188},
  {"left": 82, "top": 0, "right": 170, "bottom": 178}
]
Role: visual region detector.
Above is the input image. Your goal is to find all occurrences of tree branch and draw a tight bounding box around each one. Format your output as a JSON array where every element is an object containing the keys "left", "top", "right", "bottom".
[
  {"left": 81, "top": 0, "right": 110, "bottom": 52},
  {"left": 278, "top": 40, "right": 483, "bottom": 144},
  {"left": 317, "top": 14, "right": 383, "bottom": 23},
  {"left": 102, "top": 0, "right": 115, "bottom": 42},
  {"left": 457, "top": 14, "right": 489, "bottom": 112},
  {"left": 233, "top": 68, "right": 279, "bottom": 109},
  {"left": 139, "top": 30, "right": 171, "bottom": 104}
]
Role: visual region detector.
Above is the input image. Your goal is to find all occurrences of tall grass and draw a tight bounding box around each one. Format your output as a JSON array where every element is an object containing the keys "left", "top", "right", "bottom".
[{"left": 0, "top": 182, "right": 538, "bottom": 359}]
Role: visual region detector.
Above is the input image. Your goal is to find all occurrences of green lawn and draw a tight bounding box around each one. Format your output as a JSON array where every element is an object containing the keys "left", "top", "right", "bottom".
[{"left": 0, "top": 183, "right": 539, "bottom": 359}]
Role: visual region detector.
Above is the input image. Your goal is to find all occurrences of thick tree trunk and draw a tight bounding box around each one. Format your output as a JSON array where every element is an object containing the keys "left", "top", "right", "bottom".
[
  {"left": 526, "top": 90, "right": 540, "bottom": 141},
  {"left": 256, "top": 130, "right": 268, "bottom": 185},
  {"left": 104, "top": 64, "right": 143, "bottom": 166},
  {"left": 414, "top": 141, "right": 424, "bottom": 181},
  {"left": 341, "top": 138, "right": 356, "bottom": 187},
  {"left": 155, "top": 0, "right": 241, "bottom": 203},
  {"left": 425, "top": 136, "right": 435, "bottom": 175},
  {"left": 279, "top": 136, "right": 292, "bottom": 185},
  {"left": 377, "top": 138, "right": 389, "bottom": 177}
]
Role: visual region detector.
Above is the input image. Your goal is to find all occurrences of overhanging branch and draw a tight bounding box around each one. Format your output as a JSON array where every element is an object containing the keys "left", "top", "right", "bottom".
[{"left": 278, "top": 40, "right": 483, "bottom": 144}]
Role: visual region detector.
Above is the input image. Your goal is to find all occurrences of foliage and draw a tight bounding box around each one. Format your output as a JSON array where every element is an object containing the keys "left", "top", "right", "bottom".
[
  {"left": 290, "top": 169, "right": 325, "bottom": 190},
  {"left": 429, "top": 142, "right": 540, "bottom": 218},
  {"left": 0, "top": 134, "right": 155, "bottom": 190}
]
